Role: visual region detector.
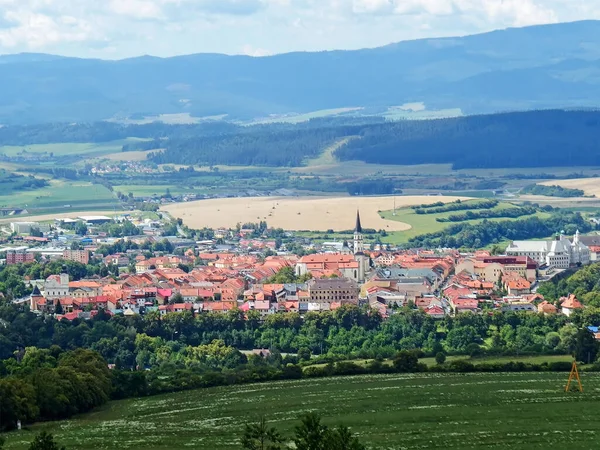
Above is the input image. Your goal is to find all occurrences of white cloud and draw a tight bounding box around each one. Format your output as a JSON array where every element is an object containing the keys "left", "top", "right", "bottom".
[
  {"left": 0, "top": 0, "right": 597, "bottom": 57},
  {"left": 241, "top": 44, "right": 273, "bottom": 57}
]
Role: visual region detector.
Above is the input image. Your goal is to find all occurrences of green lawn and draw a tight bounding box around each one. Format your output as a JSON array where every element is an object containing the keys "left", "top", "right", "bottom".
[
  {"left": 0, "top": 180, "right": 118, "bottom": 210},
  {"left": 379, "top": 200, "right": 552, "bottom": 244},
  {"left": 4, "top": 372, "right": 600, "bottom": 450}
]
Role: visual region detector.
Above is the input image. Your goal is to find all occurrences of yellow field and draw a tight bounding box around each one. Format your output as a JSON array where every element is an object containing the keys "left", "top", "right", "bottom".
[
  {"left": 162, "top": 196, "right": 469, "bottom": 232},
  {"left": 540, "top": 178, "right": 600, "bottom": 197}
]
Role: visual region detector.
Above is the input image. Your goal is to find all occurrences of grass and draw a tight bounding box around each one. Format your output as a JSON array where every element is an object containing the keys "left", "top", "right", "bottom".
[
  {"left": 303, "top": 136, "right": 358, "bottom": 167},
  {"left": 0, "top": 180, "right": 119, "bottom": 210},
  {"left": 0, "top": 140, "right": 142, "bottom": 158},
  {"left": 378, "top": 200, "right": 552, "bottom": 244},
  {"left": 5, "top": 372, "right": 600, "bottom": 450}
]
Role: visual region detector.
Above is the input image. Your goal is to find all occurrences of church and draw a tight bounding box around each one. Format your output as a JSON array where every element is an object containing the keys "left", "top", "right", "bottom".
[
  {"left": 506, "top": 231, "right": 590, "bottom": 269},
  {"left": 352, "top": 210, "right": 371, "bottom": 282},
  {"left": 295, "top": 210, "right": 371, "bottom": 282}
]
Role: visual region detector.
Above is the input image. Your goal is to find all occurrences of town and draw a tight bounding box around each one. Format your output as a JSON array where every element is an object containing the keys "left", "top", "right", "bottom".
[{"left": 1, "top": 210, "right": 596, "bottom": 324}]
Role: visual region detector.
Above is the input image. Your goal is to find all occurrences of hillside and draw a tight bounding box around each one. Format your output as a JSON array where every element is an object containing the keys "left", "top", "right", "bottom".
[
  {"left": 1, "top": 21, "right": 600, "bottom": 124},
  {"left": 2, "top": 110, "right": 600, "bottom": 169},
  {"left": 4, "top": 372, "right": 600, "bottom": 450}
]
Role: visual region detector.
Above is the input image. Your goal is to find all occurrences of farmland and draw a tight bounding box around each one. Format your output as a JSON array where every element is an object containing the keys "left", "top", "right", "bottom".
[
  {"left": 4, "top": 372, "right": 600, "bottom": 450},
  {"left": 161, "top": 195, "right": 470, "bottom": 232}
]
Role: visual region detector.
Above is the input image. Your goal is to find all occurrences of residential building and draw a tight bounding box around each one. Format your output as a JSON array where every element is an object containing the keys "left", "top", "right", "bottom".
[
  {"left": 63, "top": 249, "right": 90, "bottom": 264},
  {"left": 6, "top": 250, "right": 34, "bottom": 265},
  {"left": 307, "top": 278, "right": 359, "bottom": 304},
  {"left": 561, "top": 294, "right": 583, "bottom": 317}
]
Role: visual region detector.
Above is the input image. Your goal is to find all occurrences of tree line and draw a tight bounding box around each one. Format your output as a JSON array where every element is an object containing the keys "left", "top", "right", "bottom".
[
  {"left": 436, "top": 206, "right": 538, "bottom": 223},
  {"left": 413, "top": 199, "right": 498, "bottom": 214},
  {"left": 407, "top": 211, "right": 593, "bottom": 249},
  {"left": 521, "top": 184, "right": 588, "bottom": 198}
]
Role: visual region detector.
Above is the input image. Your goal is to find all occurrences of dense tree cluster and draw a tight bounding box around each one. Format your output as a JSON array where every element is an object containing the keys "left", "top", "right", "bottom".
[
  {"left": 0, "top": 348, "right": 112, "bottom": 431},
  {"left": 436, "top": 206, "right": 538, "bottom": 223},
  {"left": 408, "top": 211, "right": 593, "bottom": 249},
  {"left": 414, "top": 200, "right": 498, "bottom": 215},
  {"left": 521, "top": 184, "right": 587, "bottom": 197},
  {"left": 334, "top": 110, "right": 600, "bottom": 169},
  {"left": 0, "top": 170, "right": 48, "bottom": 194}
]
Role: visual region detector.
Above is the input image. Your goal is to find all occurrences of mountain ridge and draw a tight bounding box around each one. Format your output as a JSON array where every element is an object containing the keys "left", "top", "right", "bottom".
[{"left": 1, "top": 20, "right": 600, "bottom": 124}]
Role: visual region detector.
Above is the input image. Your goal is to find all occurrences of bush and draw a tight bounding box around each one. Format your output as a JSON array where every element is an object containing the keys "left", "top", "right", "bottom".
[{"left": 435, "top": 352, "right": 447, "bottom": 365}]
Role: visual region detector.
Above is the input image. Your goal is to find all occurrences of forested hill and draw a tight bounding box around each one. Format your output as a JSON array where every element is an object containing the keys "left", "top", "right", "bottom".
[
  {"left": 333, "top": 110, "right": 600, "bottom": 169},
  {"left": 2, "top": 110, "right": 600, "bottom": 169},
  {"left": 146, "top": 109, "right": 600, "bottom": 168},
  {"left": 1, "top": 21, "right": 600, "bottom": 124}
]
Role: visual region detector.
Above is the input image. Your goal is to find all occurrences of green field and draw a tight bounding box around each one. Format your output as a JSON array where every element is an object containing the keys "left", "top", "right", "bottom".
[
  {"left": 112, "top": 184, "right": 198, "bottom": 197},
  {"left": 0, "top": 140, "right": 143, "bottom": 158},
  {"left": 4, "top": 372, "right": 600, "bottom": 450},
  {"left": 0, "top": 180, "right": 118, "bottom": 210},
  {"left": 379, "top": 200, "right": 552, "bottom": 244}
]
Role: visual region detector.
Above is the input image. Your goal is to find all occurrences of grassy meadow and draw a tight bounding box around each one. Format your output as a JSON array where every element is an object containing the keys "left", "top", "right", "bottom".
[
  {"left": 4, "top": 372, "right": 600, "bottom": 450},
  {"left": 0, "top": 180, "right": 119, "bottom": 211},
  {"left": 379, "top": 200, "right": 552, "bottom": 244}
]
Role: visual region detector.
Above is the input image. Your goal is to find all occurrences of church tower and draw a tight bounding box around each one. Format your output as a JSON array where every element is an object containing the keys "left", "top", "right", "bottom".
[{"left": 354, "top": 210, "right": 364, "bottom": 254}]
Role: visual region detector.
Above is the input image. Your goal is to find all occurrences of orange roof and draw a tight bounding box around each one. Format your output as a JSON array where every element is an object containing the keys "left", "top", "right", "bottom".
[{"left": 562, "top": 294, "right": 583, "bottom": 309}]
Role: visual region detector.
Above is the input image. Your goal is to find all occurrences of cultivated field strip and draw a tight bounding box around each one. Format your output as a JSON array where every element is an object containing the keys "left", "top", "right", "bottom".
[{"left": 5, "top": 372, "right": 600, "bottom": 449}]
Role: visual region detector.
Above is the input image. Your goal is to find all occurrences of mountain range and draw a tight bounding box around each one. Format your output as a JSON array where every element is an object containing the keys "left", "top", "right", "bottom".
[{"left": 2, "top": 20, "right": 600, "bottom": 124}]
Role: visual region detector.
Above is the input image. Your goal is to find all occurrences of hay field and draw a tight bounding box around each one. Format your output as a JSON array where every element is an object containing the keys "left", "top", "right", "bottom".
[
  {"left": 162, "top": 196, "right": 469, "bottom": 231},
  {"left": 540, "top": 178, "right": 600, "bottom": 197}
]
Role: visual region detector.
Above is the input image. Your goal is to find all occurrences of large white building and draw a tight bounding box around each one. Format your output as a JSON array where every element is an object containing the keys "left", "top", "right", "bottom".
[{"left": 506, "top": 231, "right": 590, "bottom": 269}]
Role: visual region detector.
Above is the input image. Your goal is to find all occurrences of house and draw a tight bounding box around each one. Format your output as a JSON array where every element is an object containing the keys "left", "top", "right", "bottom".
[
  {"left": 502, "top": 272, "right": 531, "bottom": 296},
  {"left": 425, "top": 305, "right": 446, "bottom": 319},
  {"left": 501, "top": 302, "right": 537, "bottom": 313},
  {"left": 451, "top": 298, "right": 480, "bottom": 314},
  {"left": 561, "top": 294, "right": 583, "bottom": 317},
  {"left": 538, "top": 300, "right": 558, "bottom": 315}
]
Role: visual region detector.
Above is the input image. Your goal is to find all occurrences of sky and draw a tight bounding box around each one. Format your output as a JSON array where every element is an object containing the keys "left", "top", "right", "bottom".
[{"left": 0, "top": 0, "right": 599, "bottom": 59}]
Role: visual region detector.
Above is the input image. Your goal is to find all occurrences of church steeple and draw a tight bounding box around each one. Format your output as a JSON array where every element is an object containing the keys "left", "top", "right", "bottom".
[
  {"left": 355, "top": 210, "right": 363, "bottom": 234},
  {"left": 354, "top": 210, "right": 364, "bottom": 254}
]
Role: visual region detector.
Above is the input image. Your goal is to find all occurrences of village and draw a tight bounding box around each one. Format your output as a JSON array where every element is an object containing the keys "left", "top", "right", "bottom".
[{"left": 0, "top": 210, "right": 596, "bottom": 325}]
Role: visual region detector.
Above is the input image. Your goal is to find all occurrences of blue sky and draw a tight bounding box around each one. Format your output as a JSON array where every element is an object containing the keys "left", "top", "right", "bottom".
[{"left": 0, "top": 0, "right": 599, "bottom": 59}]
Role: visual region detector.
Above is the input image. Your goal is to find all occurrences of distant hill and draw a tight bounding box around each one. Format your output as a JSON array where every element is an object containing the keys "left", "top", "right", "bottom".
[{"left": 2, "top": 21, "right": 600, "bottom": 124}]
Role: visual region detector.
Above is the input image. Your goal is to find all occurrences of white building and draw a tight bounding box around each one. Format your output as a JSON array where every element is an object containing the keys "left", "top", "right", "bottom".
[
  {"left": 43, "top": 274, "right": 70, "bottom": 299},
  {"left": 10, "top": 222, "right": 38, "bottom": 234},
  {"left": 506, "top": 231, "right": 590, "bottom": 269}
]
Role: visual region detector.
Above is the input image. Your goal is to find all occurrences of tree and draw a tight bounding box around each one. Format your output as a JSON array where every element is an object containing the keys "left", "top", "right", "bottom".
[
  {"left": 28, "top": 432, "right": 66, "bottom": 450},
  {"left": 294, "top": 413, "right": 330, "bottom": 450},
  {"left": 74, "top": 221, "right": 88, "bottom": 236},
  {"left": 392, "top": 351, "right": 419, "bottom": 373},
  {"left": 435, "top": 352, "right": 446, "bottom": 365},
  {"left": 55, "top": 300, "right": 64, "bottom": 315},
  {"left": 241, "top": 416, "right": 284, "bottom": 450},
  {"left": 169, "top": 293, "right": 184, "bottom": 305},
  {"left": 297, "top": 348, "right": 311, "bottom": 362},
  {"left": 574, "top": 328, "right": 599, "bottom": 364},
  {"left": 0, "top": 436, "right": 5, "bottom": 449},
  {"left": 326, "top": 426, "right": 366, "bottom": 450}
]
